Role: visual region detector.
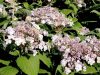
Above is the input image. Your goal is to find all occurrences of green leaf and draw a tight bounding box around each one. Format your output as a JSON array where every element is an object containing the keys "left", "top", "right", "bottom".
[
  {"left": 81, "top": 66, "right": 97, "bottom": 74},
  {"left": 56, "top": 65, "right": 85, "bottom": 75},
  {"left": 0, "top": 20, "right": 9, "bottom": 27},
  {"left": 91, "top": 10, "right": 100, "bottom": 16},
  {"left": 29, "top": 55, "right": 40, "bottom": 75},
  {"left": 0, "top": 0, "right": 4, "bottom": 3},
  {"left": 23, "top": 2, "right": 29, "bottom": 9},
  {"left": 37, "top": 0, "right": 42, "bottom": 6},
  {"left": 65, "top": 0, "right": 70, "bottom": 4},
  {"left": 9, "top": 50, "right": 20, "bottom": 56},
  {"left": 38, "top": 53, "right": 52, "bottom": 68},
  {"left": 78, "top": 35, "right": 86, "bottom": 41},
  {"left": 69, "top": 72, "right": 75, "bottom": 75},
  {"left": 0, "top": 59, "right": 10, "bottom": 65},
  {"left": 2, "top": 22, "right": 9, "bottom": 29},
  {"left": 56, "top": 65, "right": 67, "bottom": 75},
  {"left": 94, "top": 63, "right": 100, "bottom": 72},
  {"left": 69, "top": 4, "right": 78, "bottom": 14},
  {"left": 72, "top": 22, "right": 83, "bottom": 31},
  {"left": 0, "top": 66, "right": 18, "bottom": 75},
  {"left": 16, "top": 8, "right": 31, "bottom": 16},
  {"left": 96, "top": 33, "right": 100, "bottom": 38},
  {"left": 61, "top": 9, "right": 72, "bottom": 15},
  {"left": 39, "top": 69, "right": 51, "bottom": 75},
  {"left": 17, "top": 56, "right": 31, "bottom": 75},
  {"left": 56, "top": 65, "right": 63, "bottom": 74},
  {"left": 72, "top": 18, "right": 78, "bottom": 22},
  {"left": 16, "top": 56, "right": 39, "bottom": 75}
]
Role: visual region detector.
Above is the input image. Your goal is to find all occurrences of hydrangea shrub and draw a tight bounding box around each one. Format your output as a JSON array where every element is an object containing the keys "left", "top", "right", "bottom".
[{"left": 0, "top": 0, "right": 100, "bottom": 75}]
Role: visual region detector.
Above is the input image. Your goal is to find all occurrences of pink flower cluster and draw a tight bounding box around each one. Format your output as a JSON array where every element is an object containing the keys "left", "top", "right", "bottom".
[
  {"left": 5, "top": 21, "right": 50, "bottom": 56},
  {"left": 30, "top": 6, "right": 73, "bottom": 27},
  {"left": 52, "top": 34, "right": 100, "bottom": 74}
]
